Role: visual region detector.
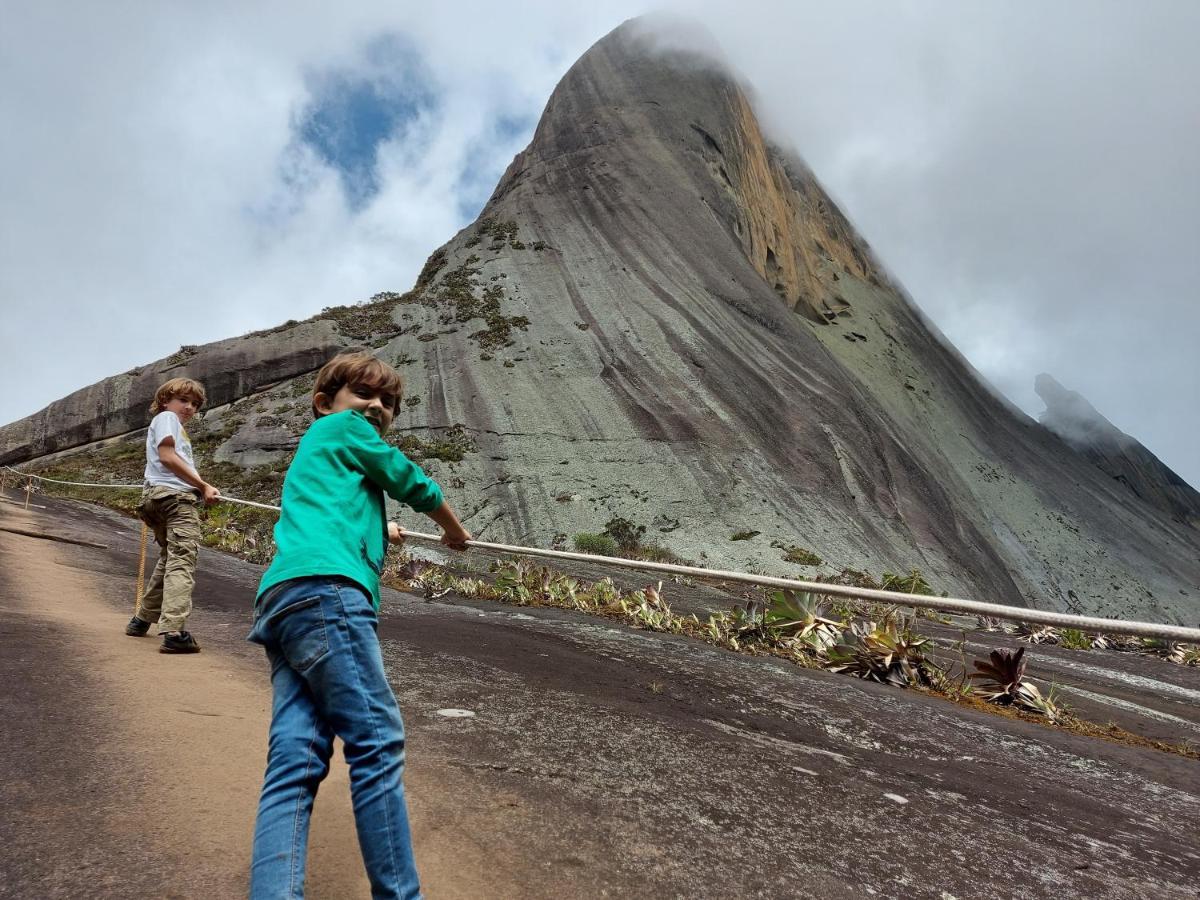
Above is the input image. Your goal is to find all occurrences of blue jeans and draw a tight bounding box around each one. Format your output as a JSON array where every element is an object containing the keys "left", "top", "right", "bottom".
[{"left": 247, "top": 577, "right": 421, "bottom": 900}]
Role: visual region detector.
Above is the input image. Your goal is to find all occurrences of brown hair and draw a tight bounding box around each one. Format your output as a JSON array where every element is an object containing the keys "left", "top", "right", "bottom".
[
  {"left": 312, "top": 351, "right": 404, "bottom": 418},
  {"left": 149, "top": 377, "right": 207, "bottom": 415}
]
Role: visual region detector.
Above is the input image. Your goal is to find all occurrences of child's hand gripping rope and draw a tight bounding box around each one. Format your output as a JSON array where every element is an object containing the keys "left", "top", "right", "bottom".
[
  {"left": 388, "top": 522, "right": 405, "bottom": 546},
  {"left": 388, "top": 520, "right": 472, "bottom": 552}
]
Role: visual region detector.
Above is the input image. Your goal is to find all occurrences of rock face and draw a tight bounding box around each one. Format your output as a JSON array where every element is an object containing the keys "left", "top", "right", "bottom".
[
  {"left": 0, "top": 320, "right": 348, "bottom": 465},
  {"left": 2, "top": 19, "right": 1197, "bottom": 623},
  {"left": 1036, "top": 373, "right": 1200, "bottom": 527}
]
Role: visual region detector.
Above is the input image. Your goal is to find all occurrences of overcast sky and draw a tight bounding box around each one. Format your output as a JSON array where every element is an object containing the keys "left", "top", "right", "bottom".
[{"left": 2, "top": 1, "right": 1196, "bottom": 486}]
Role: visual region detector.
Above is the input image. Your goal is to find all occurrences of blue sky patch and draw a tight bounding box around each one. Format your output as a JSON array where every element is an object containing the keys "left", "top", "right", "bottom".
[{"left": 296, "top": 34, "right": 436, "bottom": 209}]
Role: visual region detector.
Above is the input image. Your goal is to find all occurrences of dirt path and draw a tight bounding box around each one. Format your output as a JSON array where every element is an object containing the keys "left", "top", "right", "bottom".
[{"left": 0, "top": 501, "right": 517, "bottom": 899}]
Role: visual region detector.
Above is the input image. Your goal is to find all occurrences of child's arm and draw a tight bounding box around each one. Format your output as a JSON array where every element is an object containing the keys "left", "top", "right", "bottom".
[
  {"left": 158, "top": 438, "right": 220, "bottom": 504},
  {"left": 388, "top": 503, "right": 472, "bottom": 551},
  {"left": 345, "top": 414, "right": 470, "bottom": 547},
  {"left": 426, "top": 501, "right": 471, "bottom": 550}
]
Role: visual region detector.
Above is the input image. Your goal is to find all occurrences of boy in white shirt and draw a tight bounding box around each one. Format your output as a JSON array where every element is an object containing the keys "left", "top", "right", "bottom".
[{"left": 125, "top": 377, "right": 220, "bottom": 652}]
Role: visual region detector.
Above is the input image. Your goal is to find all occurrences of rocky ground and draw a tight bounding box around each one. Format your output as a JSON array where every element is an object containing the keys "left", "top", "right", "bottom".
[{"left": 1, "top": 488, "right": 1197, "bottom": 899}]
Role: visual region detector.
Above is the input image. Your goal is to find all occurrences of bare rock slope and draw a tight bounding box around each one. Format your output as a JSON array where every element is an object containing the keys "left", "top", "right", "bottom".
[{"left": 2, "top": 20, "right": 1197, "bottom": 623}]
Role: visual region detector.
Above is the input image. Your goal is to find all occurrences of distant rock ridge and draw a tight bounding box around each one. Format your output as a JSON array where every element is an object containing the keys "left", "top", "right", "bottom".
[
  {"left": 1036, "top": 373, "right": 1199, "bottom": 526},
  {"left": 1, "top": 17, "right": 1197, "bottom": 623},
  {"left": 0, "top": 320, "right": 348, "bottom": 466}
]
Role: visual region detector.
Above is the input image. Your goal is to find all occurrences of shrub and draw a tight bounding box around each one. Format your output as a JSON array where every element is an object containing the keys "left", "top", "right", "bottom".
[
  {"left": 413, "top": 248, "right": 448, "bottom": 291},
  {"left": 1059, "top": 628, "right": 1092, "bottom": 650},
  {"left": 602, "top": 516, "right": 645, "bottom": 553},
  {"left": 881, "top": 569, "right": 934, "bottom": 595},
  {"left": 574, "top": 532, "right": 618, "bottom": 556},
  {"left": 635, "top": 542, "right": 691, "bottom": 566},
  {"left": 782, "top": 546, "right": 822, "bottom": 566},
  {"left": 730, "top": 530, "right": 760, "bottom": 541}
]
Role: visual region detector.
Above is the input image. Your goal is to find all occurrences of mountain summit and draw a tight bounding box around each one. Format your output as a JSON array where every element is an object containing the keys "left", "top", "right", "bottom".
[
  {"left": 3, "top": 19, "right": 1197, "bottom": 622},
  {"left": 1036, "top": 373, "right": 1200, "bottom": 527}
]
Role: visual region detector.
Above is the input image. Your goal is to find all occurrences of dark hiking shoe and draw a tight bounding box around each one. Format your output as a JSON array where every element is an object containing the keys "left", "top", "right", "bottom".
[
  {"left": 160, "top": 631, "right": 201, "bottom": 654},
  {"left": 125, "top": 616, "right": 151, "bottom": 637}
]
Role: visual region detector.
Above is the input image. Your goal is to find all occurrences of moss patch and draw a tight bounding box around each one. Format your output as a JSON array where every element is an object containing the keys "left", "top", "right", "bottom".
[
  {"left": 389, "top": 425, "right": 477, "bottom": 464},
  {"left": 319, "top": 298, "right": 405, "bottom": 341},
  {"left": 771, "top": 540, "right": 822, "bottom": 566},
  {"left": 424, "top": 255, "right": 530, "bottom": 352}
]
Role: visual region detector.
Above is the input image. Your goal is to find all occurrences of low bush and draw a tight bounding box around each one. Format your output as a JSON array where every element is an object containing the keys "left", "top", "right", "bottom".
[
  {"left": 782, "top": 546, "right": 822, "bottom": 566},
  {"left": 573, "top": 532, "right": 618, "bottom": 556}
]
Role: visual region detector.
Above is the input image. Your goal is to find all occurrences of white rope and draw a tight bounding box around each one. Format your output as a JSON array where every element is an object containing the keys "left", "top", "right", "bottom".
[
  {"left": 2, "top": 465, "right": 142, "bottom": 490},
  {"left": 220, "top": 496, "right": 284, "bottom": 512},
  {"left": 6, "top": 465, "right": 1198, "bottom": 643},
  {"left": 396, "top": 530, "right": 1200, "bottom": 644}
]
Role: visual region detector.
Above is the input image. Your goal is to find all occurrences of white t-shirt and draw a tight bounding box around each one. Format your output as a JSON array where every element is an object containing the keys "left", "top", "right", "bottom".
[{"left": 144, "top": 411, "right": 199, "bottom": 493}]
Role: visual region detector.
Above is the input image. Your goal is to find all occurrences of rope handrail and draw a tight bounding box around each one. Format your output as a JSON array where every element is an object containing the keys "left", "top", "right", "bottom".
[
  {"left": 2, "top": 465, "right": 282, "bottom": 510},
  {"left": 5, "top": 464, "right": 1199, "bottom": 643},
  {"left": 3, "top": 465, "right": 142, "bottom": 490}
]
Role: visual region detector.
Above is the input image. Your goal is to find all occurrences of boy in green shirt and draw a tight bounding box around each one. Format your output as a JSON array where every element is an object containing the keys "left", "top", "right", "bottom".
[{"left": 248, "top": 351, "right": 470, "bottom": 900}]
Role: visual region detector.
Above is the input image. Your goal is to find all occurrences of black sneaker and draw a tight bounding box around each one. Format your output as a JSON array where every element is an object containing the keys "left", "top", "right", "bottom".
[
  {"left": 125, "top": 616, "right": 151, "bottom": 637},
  {"left": 160, "top": 631, "right": 201, "bottom": 654}
]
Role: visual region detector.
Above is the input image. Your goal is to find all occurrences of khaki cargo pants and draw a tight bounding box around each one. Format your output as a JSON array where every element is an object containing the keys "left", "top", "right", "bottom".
[{"left": 137, "top": 485, "right": 201, "bottom": 634}]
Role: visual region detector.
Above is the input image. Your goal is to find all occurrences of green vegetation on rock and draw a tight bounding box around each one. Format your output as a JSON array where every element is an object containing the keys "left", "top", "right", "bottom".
[
  {"left": 568, "top": 517, "right": 690, "bottom": 565},
  {"left": 603, "top": 516, "right": 646, "bottom": 552},
  {"left": 880, "top": 569, "right": 934, "bottom": 596},
  {"left": 573, "top": 532, "right": 618, "bottom": 556},
  {"left": 426, "top": 256, "right": 530, "bottom": 352},
  {"left": 389, "top": 425, "right": 477, "bottom": 464},
  {"left": 781, "top": 545, "right": 822, "bottom": 566}
]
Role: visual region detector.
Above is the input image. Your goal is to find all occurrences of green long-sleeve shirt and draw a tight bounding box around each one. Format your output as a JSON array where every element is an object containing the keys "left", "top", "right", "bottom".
[{"left": 256, "top": 409, "right": 444, "bottom": 609}]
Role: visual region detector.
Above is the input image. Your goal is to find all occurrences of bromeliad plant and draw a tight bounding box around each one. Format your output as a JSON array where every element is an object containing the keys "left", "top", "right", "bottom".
[
  {"left": 970, "top": 647, "right": 1062, "bottom": 721},
  {"left": 762, "top": 590, "right": 843, "bottom": 655},
  {"left": 492, "top": 559, "right": 589, "bottom": 610},
  {"left": 1016, "top": 623, "right": 1061, "bottom": 645},
  {"left": 1009, "top": 621, "right": 1196, "bottom": 666},
  {"left": 619, "top": 582, "right": 685, "bottom": 634},
  {"left": 975, "top": 615, "right": 1016, "bottom": 634},
  {"left": 1165, "top": 643, "right": 1200, "bottom": 667},
  {"left": 826, "top": 614, "right": 937, "bottom": 687},
  {"left": 700, "top": 599, "right": 768, "bottom": 652}
]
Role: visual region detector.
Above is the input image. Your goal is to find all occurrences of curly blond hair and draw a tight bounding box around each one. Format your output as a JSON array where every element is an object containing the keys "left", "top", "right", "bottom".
[{"left": 149, "top": 377, "right": 207, "bottom": 415}]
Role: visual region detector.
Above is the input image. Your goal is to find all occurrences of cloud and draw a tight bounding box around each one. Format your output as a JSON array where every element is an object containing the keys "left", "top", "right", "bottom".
[
  {"left": 0, "top": 1, "right": 624, "bottom": 421},
  {"left": 1, "top": 1, "right": 1196, "bottom": 488},
  {"left": 295, "top": 33, "right": 437, "bottom": 209}
]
